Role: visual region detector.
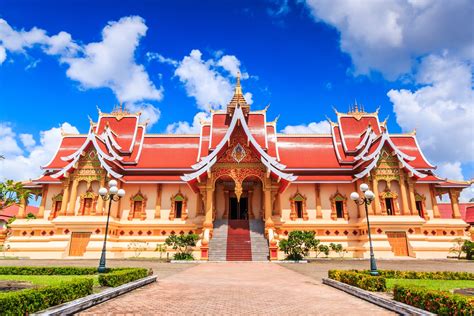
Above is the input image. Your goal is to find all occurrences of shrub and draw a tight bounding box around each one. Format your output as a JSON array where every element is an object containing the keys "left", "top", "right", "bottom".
[
  {"left": 0, "top": 266, "right": 98, "bottom": 275},
  {"left": 315, "top": 244, "right": 329, "bottom": 258},
  {"left": 329, "top": 243, "right": 347, "bottom": 258},
  {"left": 165, "top": 233, "right": 199, "bottom": 260},
  {"left": 359, "top": 269, "right": 474, "bottom": 281},
  {"left": 98, "top": 268, "right": 150, "bottom": 287},
  {"left": 328, "top": 270, "right": 386, "bottom": 291},
  {"left": 279, "top": 230, "right": 318, "bottom": 261},
  {"left": 127, "top": 240, "right": 149, "bottom": 257},
  {"left": 394, "top": 284, "right": 474, "bottom": 315},
  {"left": 0, "top": 278, "right": 93, "bottom": 315},
  {"left": 462, "top": 240, "right": 474, "bottom": 260}
]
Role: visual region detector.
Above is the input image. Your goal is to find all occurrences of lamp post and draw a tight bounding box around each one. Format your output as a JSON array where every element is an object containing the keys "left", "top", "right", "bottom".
[
  {"left": 350, "top": 183, "right": 379, "bottom": 276},
  {"left": 97, "top": 180, "right": 125, "bottom": 273}
]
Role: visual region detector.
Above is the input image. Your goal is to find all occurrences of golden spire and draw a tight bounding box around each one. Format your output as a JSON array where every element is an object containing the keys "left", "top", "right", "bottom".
[
  {"left": 235, "top": 71, "right": 242, "bottom": 95},
  {"left": 227, "top": 71, "right": 249, "bottom": 115}
]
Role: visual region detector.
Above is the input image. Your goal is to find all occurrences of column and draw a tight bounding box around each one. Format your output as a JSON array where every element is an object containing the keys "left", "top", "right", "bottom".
[
  {"left": 204, "top": 178, "right": 214, "bottom": 229},
  {"left": 111, "top": 181, "right": 122, "bottom": 219},
  {"left": 272, "top": 191, "right": 280, "bottom": 218},
  {"left": 430, "top": 186, "right": 441, "bottom": 218},
  {"left": 59, "top": 180, "right": 70, "bottom": 215},
  {"left": 407, "top": 179, "right": 417, "bottom": 216},
  {"left": 194, "top": 191, "right": 201, "bottom": 217},
  {"left": 17, "top": 198, "right": 26, "bottom": 218},
  {"left": 38, "top": 185, "right": 48, "bottom": 219},
  {"left": 223, "top": 190, "right": 229, "bottom": 218},
  {"left": 95, "top": 178, "right": 106, "bottom": 216},
  {"left": 399, "top": 174, "right": 410, "bottom": 215},
  {"left": 315, "top": 184, "right": 322, "bottom": 219},
  {"left": 67, "top": 179, "right": 79, "bottom": 216},
  {"left": 264, "top": 178, "right": 273, "bottom": 228},
  {"left": 354, "top": 180, "right": 363, "bottom": 218},
  {"left": 155, "top": 184, "right": 162, "bottom": 218},
  {"left": 371, "top": 177, "right": 380, "bottom": 215},
  {"left": 449, "top": 189, "right": 462, "bottom": 219},
  {"left": 248, "top": 190, "right": 254, "bottom": 219}
]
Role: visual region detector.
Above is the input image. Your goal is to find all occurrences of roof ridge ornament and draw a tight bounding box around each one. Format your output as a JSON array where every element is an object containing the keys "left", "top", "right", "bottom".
[{"left": 227, "top": 71, "right": 250, "bottom": 116}]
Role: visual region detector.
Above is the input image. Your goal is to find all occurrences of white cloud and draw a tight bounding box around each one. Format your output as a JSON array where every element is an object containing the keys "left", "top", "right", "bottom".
[
  {"left": 0, "top": 122, "right": 79, "bottom": 181},
  {"left": 281, "top": 120, "right": 330, "bottom": 134},
  {"left": 0, "top": 46, "right": 6, "bottom": 64},
  {"left": 0, "top": 123, "right": 23, "bottom": 156},
  {"left": 62, "top": 16, "right": 163, "bottom": 103},
  {"left": 436, "top": 161, "right": 474, "bottom": 202},
  {"left": 303, "top": 0, "right": 473, "bottom": 78},
  {"left": 125, "top": 102, "right": 161, "bottom": 129},
  {"left": 174, "top": 49, "right": 252, "bottom": 111},
  {"left": 388, "top": 55, "right": 474, "bottom": 164},
  {"left": 19, "top": 133, "right": 36, "bottom": 150},
  {"left": 166, "top": 112, "right": 210, "bottom": 134},
  {"left": 146, "top": 52, "right": 178, "bottom": 66}
]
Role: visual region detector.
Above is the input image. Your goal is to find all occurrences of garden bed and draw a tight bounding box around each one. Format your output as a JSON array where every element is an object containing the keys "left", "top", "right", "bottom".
[
  {"left": 0, "top": 266, "right": 150, "bottom": 314},
  {"left": 327, "top": 269, "right": 474, "bottom": 315}
]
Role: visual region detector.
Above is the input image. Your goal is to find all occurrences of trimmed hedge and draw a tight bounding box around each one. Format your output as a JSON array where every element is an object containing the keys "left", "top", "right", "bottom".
[
  {"left": 328, "top": 270, "right": 386, "bottom": 292},
  {"left": 98, "top": 268, "right": 151, "bottom": 287},
  {"left": 0, "top": 278, "right": 93, "bottom": 315},
  {"left": 394, "top": 284, "right": 474, "bottom": 316},
  {"left": 0, "top": 266, "right": 98, "bottom": 275},
  {"left": 360, "top": 269, "right": 474, "bottom": 281}
]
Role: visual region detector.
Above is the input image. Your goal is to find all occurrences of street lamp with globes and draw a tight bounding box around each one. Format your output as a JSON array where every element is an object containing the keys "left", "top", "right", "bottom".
[
  {"left": 97, "top": 180, "right": 125, "bottom": 273},
  {"left": 350, "top": 183, "right": 379, "bottom": 276}
]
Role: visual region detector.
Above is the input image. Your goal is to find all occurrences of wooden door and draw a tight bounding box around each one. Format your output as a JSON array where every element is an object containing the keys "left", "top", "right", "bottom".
[
  {"left": 386, "top": 231, "right": 409, "bottom": 256},
  {"left": 69, "top": 232, "right": 91, "bottom": 256}
]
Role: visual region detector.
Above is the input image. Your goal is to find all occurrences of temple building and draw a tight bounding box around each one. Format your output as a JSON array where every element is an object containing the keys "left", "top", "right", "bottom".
[{"left": 7, "top": 76, "right": 472, "bottom": 260}]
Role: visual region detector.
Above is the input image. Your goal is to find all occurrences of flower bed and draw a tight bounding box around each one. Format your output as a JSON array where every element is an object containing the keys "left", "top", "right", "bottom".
[
  {"left": 328, "top": 269, "right": 474, "bottom": 315},
  {"left": 0, "top": 266, "right": 151, "bottom": 314},
  {"left": 394, "top": 284, "right": 474, "bottom": 315}
]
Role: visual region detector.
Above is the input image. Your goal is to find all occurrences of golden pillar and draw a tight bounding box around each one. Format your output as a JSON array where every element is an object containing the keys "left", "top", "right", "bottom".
[
  {"left": 371, "top": 177, "right": 380, "bottom": 215},
  {"left": 449, "top": 189, "right": 462, "bottom": 219},
  {"left": 315, "top": 184, "right": 322, "bottom": 219},
  {"left": 264, "top": 177, "right": 273, "bottom": 228},
  {"left": 59, "top": 180, "right": 70, "bottom": 216},
  {"left": 204, "top": 178, "right": 214, "bottom": 228},
  {"left": 248, "top": 190, "right": 255, "bottom": 219},
  {"left": 399, "top": 174, "right": 410, "bottom": 215},
  {"left": 354, "top": 180, "right": 364, "bottom": 218},
  {"left": 95, "top": 178, "right": 106, "bottom": 216},
  {"left": 430, "top": 186, "right": 441, "bottom": 218},
  {"left": 38, "top": 185, "right": 48, "bottom": 218},
  {"left": 272, "top": 191, "right": 280, "bottom": 218},
  {"left": 111, "top": 181, "right": 122, "bottom": 219},
  {"left": 67, "top": 179, "right": 79, "bottom": 216},
  {"left": 407, "top": 180, "right": 417, "bottom": 216},
  {"left": 223, "top": 190, "right": 229, "bottom": 218},
  {"left": 155, "top": 184, "right": 162, "bottom": 219}
]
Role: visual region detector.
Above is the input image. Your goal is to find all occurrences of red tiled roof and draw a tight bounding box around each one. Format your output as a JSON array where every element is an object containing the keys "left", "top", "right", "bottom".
[
  {"left": 438, "top": 203, "right": 474, "bottom": 221},
  {"left": 0, "top": 205, "right": 39, "bottom": 221}
]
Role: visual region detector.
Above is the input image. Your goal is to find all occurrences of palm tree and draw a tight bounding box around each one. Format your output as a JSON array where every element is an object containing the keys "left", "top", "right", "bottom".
[{"left": 0, "top": 180, "right": 32, "bottom": 212}]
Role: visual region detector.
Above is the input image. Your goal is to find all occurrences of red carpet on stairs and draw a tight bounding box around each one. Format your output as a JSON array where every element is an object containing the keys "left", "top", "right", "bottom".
[{"left": 226, "top": 220, "right": 252, "bottom": 261}]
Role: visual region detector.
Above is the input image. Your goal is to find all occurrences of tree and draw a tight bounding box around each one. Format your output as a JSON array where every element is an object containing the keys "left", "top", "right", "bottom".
[
  {"left": 449, "top": 238, "right": 465, "bottom": 259},
  {"left": 0, "top": 180, "right": 31, "bottom": 212},
  {"left": 461, "top": 240, "right": 474, "bottom": 260},
  {"left": 330, "top": 243, "right": 347, "bottom": 258},
  {"left": 165, "top": 233, "right": 199, "bottom": 260},
  {"left": 279, "top": 230, "right": 317, "bottom": 261},
  {"left": 315, "top": 244, "right": 330, "bottom": 258}
]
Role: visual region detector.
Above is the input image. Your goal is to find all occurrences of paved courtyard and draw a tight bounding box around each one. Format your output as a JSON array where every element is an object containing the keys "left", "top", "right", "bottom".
[
  {"left": 0, "top": 259, "right": 471, "bottom": 315},
  {"left": 80, "top": 262, "right": 394, "bottom": 315}
]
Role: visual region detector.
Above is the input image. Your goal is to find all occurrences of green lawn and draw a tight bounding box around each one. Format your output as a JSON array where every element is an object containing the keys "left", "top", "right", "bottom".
[
  {"left": 0, "top": 274, "right": 99, "bottom": 287},
  {"left": 386, "top": 278, "right": 474, "bottom": 292}
]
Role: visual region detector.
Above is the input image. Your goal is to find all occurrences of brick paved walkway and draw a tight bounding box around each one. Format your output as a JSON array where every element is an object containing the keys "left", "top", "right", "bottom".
[{"left": 80, "top": 262, "right": 393, "bottom": 315}]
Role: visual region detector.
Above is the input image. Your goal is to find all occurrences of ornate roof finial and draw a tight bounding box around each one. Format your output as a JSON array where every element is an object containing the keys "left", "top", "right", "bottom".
[
  {"left": 235, "top": 71, "right": 242, "bottom": 95},
  {"left": 227, "top": 70, "right": 249, "bottom": 115}
]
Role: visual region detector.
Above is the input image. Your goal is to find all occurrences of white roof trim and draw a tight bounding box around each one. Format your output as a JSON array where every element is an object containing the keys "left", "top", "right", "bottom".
[
  {"left": 260, "top": 157, "right": 297, "bottom": 182},
  {"left": 181, "top": 156, "right": 217, "bottom": 182},
  {"left": 354, "top": 153, "right": 380, "bottom": 179},
  {"left": 412, "top": 135, "right": 436, "bottom": 168},
  {"left": 355, "top": 126, "right": 373, "bottom": 150}
]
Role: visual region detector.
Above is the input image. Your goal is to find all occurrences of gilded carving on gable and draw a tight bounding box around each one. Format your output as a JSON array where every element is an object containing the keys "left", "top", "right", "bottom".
[
  {"left": 74, "top": 149, "right": 106, "bottom": 183},
  {"left": 373, "top": 148, "right": 400, "bottom": 182},
  {"left": 218, "top": 127, "right": 259, "bottom": 163}
]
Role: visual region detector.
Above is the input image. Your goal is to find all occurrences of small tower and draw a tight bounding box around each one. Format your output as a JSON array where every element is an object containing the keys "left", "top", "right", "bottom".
[{"left": 227, "top": 72, "right": 250, "bottom": 116}]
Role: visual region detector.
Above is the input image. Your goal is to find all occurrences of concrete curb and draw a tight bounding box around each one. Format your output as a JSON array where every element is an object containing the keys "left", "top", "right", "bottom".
[
  {"left": 322, "top": 278, "right": 435, "bottom": 316},
  {"left": 272, "top": 260, "right": 308, "bottom": 264},
  {"left": 33, "top": 275, "right": 157, "bottom": 316}
]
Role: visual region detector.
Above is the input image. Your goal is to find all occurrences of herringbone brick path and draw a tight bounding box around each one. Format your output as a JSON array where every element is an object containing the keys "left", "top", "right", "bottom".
[{"left": 80, "top": 262, "right": 394, "bottom": 315}]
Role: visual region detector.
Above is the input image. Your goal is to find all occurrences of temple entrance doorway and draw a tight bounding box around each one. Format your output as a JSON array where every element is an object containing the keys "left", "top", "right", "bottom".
[{"left": 229, "top": 197, "right": 248, "bottom": 220}]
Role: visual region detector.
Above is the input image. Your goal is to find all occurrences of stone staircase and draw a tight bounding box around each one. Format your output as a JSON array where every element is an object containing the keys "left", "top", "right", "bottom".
[
  {"left": 208, "top": 219, "right": 268, "bottom": 261},
  {"left": 208, "top": 219, "right": 228, "bottom": 261},
  {"left": 249, "top": 220, "right": 269, "bottom": 261}
]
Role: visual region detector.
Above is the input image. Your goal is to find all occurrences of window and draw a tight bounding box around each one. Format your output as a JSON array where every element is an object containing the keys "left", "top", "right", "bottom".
[
  {"left": 170, "top": 192, "right": 187, "bottom": 220},
  {"left": 416, "top": 201, "right": 424, "bottom": 217},
  {"left": 129, "top": 191, "right": 147, "bottom": 220},
  {"left": 336, "top": 201, "right": 344, "bottom": 218},
  {"left": 385, "top": 198, "right": 394, "bottom": 215},
  {"left": 175, "top": 201, "right": 183, "bottom": 218},
  {"left": 289, "top": 192, "right": 308, "bottom": 220},
  {"left": 330, "top": 192, "right": 347, "bottom": 220},
  {"left": 83, "top": 198, "right": 93, "bottom": 215},
  {"left": 295, "top": 201, "right": 303, "bottom": 218}
]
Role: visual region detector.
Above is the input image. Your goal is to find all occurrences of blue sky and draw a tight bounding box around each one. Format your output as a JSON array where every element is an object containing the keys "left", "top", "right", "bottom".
[{"left": 0, "top": 1, "right": 473, "bottom": 198}]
